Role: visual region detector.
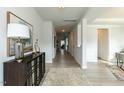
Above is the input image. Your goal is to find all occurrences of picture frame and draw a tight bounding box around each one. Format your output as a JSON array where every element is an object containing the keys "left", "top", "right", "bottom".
[
  {"left": 54, "top": 36, "right": 56, "bottom": 48},
  {"left": 77, "top": 21, "right": 82, "bottom": 47},
  {"left": 7, "top": 11, "right": 33, "bottom": 56}
]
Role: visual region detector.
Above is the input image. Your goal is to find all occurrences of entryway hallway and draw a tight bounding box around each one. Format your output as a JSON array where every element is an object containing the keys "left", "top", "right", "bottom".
[
  {"left": 40, "top": 50, "right": 124, "bottom": 86},
  {"left": 48, "top": 50, "right": 80, "bottom": 68}
]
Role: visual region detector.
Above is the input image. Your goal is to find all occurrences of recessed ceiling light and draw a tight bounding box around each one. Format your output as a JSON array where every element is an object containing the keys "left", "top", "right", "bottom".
[{"left": 62, "top": 29, "right": 65, "bottom": 32}]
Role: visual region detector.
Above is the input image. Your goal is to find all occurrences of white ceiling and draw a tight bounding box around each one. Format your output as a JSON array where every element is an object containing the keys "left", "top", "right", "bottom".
[
  {"left": 93, "top": 18, "right": 124, "bottom": 25},
  {"left": 89, "top": 8, "right": 124, "bottom": 25},
  {"left": 35, "top": 7, "right": 87, "bottom": 32}
]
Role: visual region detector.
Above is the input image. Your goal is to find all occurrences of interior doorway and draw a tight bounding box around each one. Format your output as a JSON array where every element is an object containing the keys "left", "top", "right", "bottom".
[
  {"left": 97, "top": 28, "right": 109, "bottom": 61},
  {"left": 60, "top": 40, "right": 65, "bottom": 49}
]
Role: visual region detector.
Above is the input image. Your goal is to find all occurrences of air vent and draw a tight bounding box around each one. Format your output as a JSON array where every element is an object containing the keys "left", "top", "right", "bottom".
[{"left": 64, "top": 19, "right": 77, "bottom": 22}]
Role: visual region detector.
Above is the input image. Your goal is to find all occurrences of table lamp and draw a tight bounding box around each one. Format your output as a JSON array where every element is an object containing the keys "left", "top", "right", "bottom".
[{"left": 7, "top": 23, "right": 30, "bottom": 61}]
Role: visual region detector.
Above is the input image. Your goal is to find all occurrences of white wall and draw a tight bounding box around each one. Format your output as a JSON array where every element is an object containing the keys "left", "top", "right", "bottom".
[
  {"left": 71, "top": 27, "right": 82, "bottom": 66},
  {"left": 0, "top": 7, "right": 45, "bottom": 85},
  {"left": 86, "top": 26, "right": 97, "bottom": 62},
  {"left": 81, "top": 19, "right": 87, "bottom": 69},
  {"left": 41, "top": 21, "right": 54, "bottom": 63},
  {"left": 86, "top": 25, "right": 124, "bottom": 63},
  {"left": 69, "top": 19, "right": 88, "bottom": 69},
  {"left": 68, "top": 19, "right": 88, "bottom": 69},
  {"left": 109, "top": 27, "right": 124, "bottom": 61}
]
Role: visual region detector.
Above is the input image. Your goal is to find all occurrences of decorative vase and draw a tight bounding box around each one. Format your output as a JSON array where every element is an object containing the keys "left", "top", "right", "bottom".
[{"left": 34, "top": 39, "right": 40, "bottom": 53}]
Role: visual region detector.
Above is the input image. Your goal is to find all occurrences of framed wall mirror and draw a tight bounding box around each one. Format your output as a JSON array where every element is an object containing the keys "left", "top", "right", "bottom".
[{"left": 7, "top": 11, "right": 33, "bottom": 56}]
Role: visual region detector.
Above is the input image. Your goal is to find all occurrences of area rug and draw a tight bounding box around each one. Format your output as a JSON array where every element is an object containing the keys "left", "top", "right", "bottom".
[
  {"left": 107, "top": 65, "right": 124, "bottom": 80},
  {"left": 41, "top": 68, "right": 89, "bottom": 86}
]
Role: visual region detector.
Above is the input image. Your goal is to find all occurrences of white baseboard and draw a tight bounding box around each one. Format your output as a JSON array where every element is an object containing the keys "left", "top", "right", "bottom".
[
  {"left": 87, "top": 59, "right": 97, "bottom": 63},
  {"left": 81, "top": 65, "right": 87, "bottom": 69},
  {"left": 0, "top": 81, "right": 3, "bottom": 86},
  {"left": 87, "top": 61, "right": 97, "bottom": 63},
  {"left": 46, "top": 61, "right": 52, "bottom": 63},
  {"left": 99, "top": 59, "right": 113, "bottom": 65}
]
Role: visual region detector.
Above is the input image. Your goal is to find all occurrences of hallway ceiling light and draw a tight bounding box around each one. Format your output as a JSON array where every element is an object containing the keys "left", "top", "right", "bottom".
[{"left": 62, "top": 29, "right": 65, "bottom": 32}]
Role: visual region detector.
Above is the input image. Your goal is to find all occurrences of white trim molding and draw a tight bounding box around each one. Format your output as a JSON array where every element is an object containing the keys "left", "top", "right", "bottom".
[{"left": 46, "top": 61, "right": 52, "bottom": 63}]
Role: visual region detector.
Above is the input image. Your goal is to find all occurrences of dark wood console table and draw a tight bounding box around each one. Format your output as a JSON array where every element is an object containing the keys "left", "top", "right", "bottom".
[{"left": 4, "top": 52, "right": 45, "bottom": 86}]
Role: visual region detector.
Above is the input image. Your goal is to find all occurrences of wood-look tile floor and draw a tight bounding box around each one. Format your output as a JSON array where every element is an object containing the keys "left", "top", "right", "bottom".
[
  {"left": 41, "top": 50, "right": 124, "bottom": 86},
  {"left": 84, "top": 62, "right": 124, "bottom": 86},
  {"left": 46, "top": 50, "right": 80, "bottom": 68}
]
